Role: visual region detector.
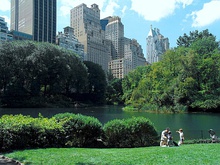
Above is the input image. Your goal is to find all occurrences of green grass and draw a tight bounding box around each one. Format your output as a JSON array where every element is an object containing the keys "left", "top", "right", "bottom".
[{"left": 5, "top": 144, "right": 220, "bottom": 165}]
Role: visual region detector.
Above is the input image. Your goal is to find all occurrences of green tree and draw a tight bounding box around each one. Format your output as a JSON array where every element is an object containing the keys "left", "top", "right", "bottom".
[
  {"left": 106, "top": 78, "right": 124, "bottom": 105},
  {"left": 84, "top": 61, "right": 107, "bottom": 104},
  {"left": 122, "top": 31, "right": 220, "bottom": 112},
  {"left": 0, "top": 41, "right": 89, "bottom": 107},
  {"left": 122, "top": 66, "right": 150, "bottom": 105},
  {"left": 177, "top": 29, "right": 216, "bottom": 47}
]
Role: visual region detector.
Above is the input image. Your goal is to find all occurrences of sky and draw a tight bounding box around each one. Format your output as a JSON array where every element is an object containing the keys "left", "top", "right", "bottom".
[{"left": 0, "top": 0, "right": 220, "bottom": 58}]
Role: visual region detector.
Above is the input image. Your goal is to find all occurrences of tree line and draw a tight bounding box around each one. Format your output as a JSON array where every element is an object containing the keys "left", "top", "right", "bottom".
[
  {"left": 1, "top": 29, "right": 219, "bottom": 112},
  {"left": 122, "top": 29, "right": 220, "bottom": 112},
  {"left": 0, "top": 41, "right": 107, "bottom": 107}
]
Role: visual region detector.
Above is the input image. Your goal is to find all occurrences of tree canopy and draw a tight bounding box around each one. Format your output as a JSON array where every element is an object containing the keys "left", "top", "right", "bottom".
[
  {"left": 122, "top": 30, "right": 220, "bottom": 112},
  {"left": 0, "top": 41, "right": 106, "bottom": 107}
]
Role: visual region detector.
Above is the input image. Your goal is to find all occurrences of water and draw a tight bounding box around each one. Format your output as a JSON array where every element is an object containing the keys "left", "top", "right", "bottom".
[{"left": 1, "top": 105, "right": 220, "bottom": 140}]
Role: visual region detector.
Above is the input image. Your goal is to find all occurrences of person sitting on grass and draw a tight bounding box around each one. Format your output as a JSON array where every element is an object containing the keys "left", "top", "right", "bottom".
[
  {"left": 208, "top": 129, "right": 218, "bottom": 143},
  {"left": 160, "top": 127, "right": 170, "bottom": 147}
]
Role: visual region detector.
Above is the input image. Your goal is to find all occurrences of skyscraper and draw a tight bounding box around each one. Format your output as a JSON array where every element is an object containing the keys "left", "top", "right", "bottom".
[
  {"left": 70, "top": 3, "right": 111, "bottom": 72},
  {"left": 146, "top": 25, "right": 169, "bottom": 64},
  {"left": 11, "top": 0, "right": 57, "bottom": 43},
  {"left": 105, "top": 16, "right": 124, "bottom": 60}
]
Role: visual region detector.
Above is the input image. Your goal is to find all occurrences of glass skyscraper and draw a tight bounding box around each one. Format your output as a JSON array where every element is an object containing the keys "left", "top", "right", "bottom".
[{"left": 11, "top": 0, "right": 56, "bottom": 43}]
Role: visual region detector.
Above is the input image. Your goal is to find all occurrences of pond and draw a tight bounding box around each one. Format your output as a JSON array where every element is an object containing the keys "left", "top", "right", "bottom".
[{"left": 1, "top": 105, "right": 220, "bottom": 140}]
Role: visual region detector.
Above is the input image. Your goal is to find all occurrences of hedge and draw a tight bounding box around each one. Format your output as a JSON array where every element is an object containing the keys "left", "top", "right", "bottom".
[
  {"left": 103, "top": 117, "right": 158, "bottom": 147},
  {"left": 0, "top": 114, "right": 158, "bottom": 151}
]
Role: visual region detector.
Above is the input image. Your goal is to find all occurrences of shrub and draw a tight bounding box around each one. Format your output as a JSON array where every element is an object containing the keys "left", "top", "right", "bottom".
[
  {"left": 103, "top": 117, "right": 159, "bottom": 148},
  {"left": 0, "top": 114, "right": 63, "bottom": 151},
  {"left": 53, "top": 113, "right": 103, "bottom": 147}
]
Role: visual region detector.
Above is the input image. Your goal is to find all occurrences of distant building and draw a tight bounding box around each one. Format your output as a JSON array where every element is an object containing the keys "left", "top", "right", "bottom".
[
  {"left": 11, "top": 0, "right": 57, "bottom": 43},
  {"left": 0, "top": 16, "right": 12, "bottom": 42},
  {"left": 70, "top": 3, "right": 111, "bottom": 72},
  {"left": 146, "top": 25, "right": 169, "bottom": 64},
  {"left": 56, "top": 26, "right": 86, "bottom": 60}
]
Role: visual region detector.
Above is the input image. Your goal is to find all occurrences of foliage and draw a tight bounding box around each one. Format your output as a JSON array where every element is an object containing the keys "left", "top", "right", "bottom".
[
  {"left": 122, "top": 66, "right": 151, "bottom": 105},
  {"left": 122, "top": 30, "right": 220, "bottom": 112},
  {"left": 83, "top": 61, "right": 107, "bottom": 104},
  {"left": 0, "top": 114, "right": 62, "bottom": 151},
  {"left": 53, "top": 113, "right": 103, "bottom": 147},
  {"left": 103, "top": 117, "right": 158, "bottom": 147},
  {"left": 106, "top": 78, "right": 124, "bottom": 105},
  {"left": 176, "top": 29, "right": 217, "bottom": 47},
  {"left": 0, "top": 41, "right": 91, "bottom": 107},
  {"left": 0, "top": 113, "right": 104, "bottom": 151}
]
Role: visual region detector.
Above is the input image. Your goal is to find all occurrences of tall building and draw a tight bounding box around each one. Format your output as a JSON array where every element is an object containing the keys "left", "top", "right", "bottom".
[
  {"left": 10, "top": 0, "right": 57, "bottom": 43},
  {"left": 146, "top": 25, "right": 169, "bottom": 64},
  {"left": 70, "top": 3, "right": 111, "bottom": 72},
  {"left": 124, "top": 38, "right": 146, "bottom": 69},
  {"left": 56, "top": 26, "right": 85, "bottom": 60},
  {"left": 105, "top": 16, "right": 146, "bottom": 78},
  {"left": 109, "top": 38, "right": 147, "bottom": 79},
  {"left": 105, "top": 16, "right": 124, "bottom": 60},
  {"left": 0, "top": 16, "right": 12, "bottom": 42}
]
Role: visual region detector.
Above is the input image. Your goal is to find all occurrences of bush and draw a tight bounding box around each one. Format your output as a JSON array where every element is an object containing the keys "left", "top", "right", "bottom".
[
  {"left": 0, "top": 114, "right": 63, "bottom": 151},
  {"left": 103, "top": 117, "right": 159, "bottom": 148},
  {"left": 53, "top": 113, "right": 103, "bottom": 147}
]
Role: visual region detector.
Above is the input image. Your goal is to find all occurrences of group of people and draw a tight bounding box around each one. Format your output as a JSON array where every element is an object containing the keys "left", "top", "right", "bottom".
[
  {"left": 160, "top": 127, "right": 218, "bottom": 147},
  {"left": 160, "top": 127, "right": 184, "bottom": 147}
]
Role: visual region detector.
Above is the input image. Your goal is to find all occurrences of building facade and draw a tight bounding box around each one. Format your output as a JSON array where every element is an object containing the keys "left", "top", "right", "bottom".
[
  {"left": 70, "top": 3, "right": 111, "bottom": 72},
  {"left": 0, "top": 16, "right": 12, "bottom": 42},
  {"left": 108, "top": 58, "right": 131, "bottom": 79},
  {"left": 124, "top": 38, "right": 146, "bottom": 69},
  {"left": 56, "top": 26, "right": 85, "bottom": 60},
  {"left": 146, "top": 26, "right": 169, "bottom": 64},
  {"left": 11, "top": 0, "right": 56, "bottom": 43},
  {"left": 105, "top": 16, "right": 124, "bottom": 60}
]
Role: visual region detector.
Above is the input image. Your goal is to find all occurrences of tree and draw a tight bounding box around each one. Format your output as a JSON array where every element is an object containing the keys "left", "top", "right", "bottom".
[
  {"left": 177, "top": 29, "right": 216, "bottom": 47},
  {"left": 84, "top": 61, "right": 107, "bottom": 104},
  {"left": 105, "top": 78, "right": 124, "bottom": 105},
  {"left": 0, "top": 41, "right": 89, "bottom": 107},
  {"left": 122, "top": 66, "right": 151, "bottom": 105},
  {"left": 122, "top": 32, "right": 220, "bottom": 112}
]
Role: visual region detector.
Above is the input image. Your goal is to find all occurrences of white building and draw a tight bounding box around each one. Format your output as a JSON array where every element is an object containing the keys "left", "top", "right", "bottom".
[
  {"left": 56, "top": 26, "right": 85, "bottom": 60},
  {"left": 146, "top": 26, "right": 169, "bottom": 64}
]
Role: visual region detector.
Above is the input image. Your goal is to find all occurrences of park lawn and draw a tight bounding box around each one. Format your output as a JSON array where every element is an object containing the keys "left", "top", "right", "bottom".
[{"left": 5, "top": 143, "right": 220, "bottom": 165}]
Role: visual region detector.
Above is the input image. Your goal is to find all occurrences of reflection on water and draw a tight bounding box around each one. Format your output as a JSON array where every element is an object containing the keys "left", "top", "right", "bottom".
[{"left": 1, "top": 105, "right": 220, "bottom": 140}]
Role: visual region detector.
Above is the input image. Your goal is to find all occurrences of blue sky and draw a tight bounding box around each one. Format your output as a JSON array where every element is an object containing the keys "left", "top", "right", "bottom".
[{"left": 1, "top": 0, "right": 220, "bottom": 58}]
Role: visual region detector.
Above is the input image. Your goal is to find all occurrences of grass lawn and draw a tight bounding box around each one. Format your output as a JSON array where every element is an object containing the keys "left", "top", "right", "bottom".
[{"left": 5, "top": 143, "right": 220, "bottom": 165}]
